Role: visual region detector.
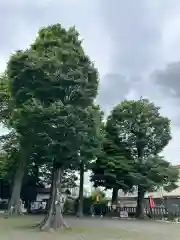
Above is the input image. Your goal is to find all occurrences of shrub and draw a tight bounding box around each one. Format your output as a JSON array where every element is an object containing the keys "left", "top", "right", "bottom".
[{"left": 74, "top": 197, "right": 108, "bottom": 215}]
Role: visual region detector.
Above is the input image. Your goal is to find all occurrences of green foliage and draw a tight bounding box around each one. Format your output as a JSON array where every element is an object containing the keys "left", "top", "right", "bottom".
[
  {"left": 91, "top": 189, "right": 107, "bottom": 203},
  {"left": 106, "top": 99, "right": 174, "bottom": 191},
  {"left": 8, "top": 24, "right": 98, "bottom": 108},
  {"left": 6, "top": 24, "right": 99, "bottom": 171},
  {"left": 131, "top": 155, "right": 179, "bottom": 192},
  {"left": 78, "top": 105, "right": 103, "bottom": 171},
  {"left": 91, "top": 120, "right": 134, "bottom": 192},
  {"left": 0, "top": 132, "right": 19, "bottom": 181},
  {"left": 0, "top": 73, "right": 11, "bottom": 125},
  {"left": 92, "top": 98, "right": 178, "bottom": 196},
  {"left": 39, "top": 164, "right": 78, "bottom": 188},
  {"left": 107, "top": 98, "right": 171, "bottom": 158},
  {"left": 0, "top": 151, "right": 8, "bottom": 179}
]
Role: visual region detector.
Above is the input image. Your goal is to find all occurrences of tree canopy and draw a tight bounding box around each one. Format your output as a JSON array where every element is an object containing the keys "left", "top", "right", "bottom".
[
  {"left": 92, "top": 98, "right": 179, "bottom": 215},
  {"left": 7, "top": 24, "right": 99, "bottom": 168},
  {"left": 5, "top": 23, "right": 100, "bottom": 229}
]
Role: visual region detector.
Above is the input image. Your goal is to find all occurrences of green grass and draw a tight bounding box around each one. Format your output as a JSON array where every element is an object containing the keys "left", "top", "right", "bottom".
[
  {"left": 0, "top": 214, "right": 179, "bottom": 240},
  {"left": 0, "top": 215, "right": 128, "bottom": 240}
]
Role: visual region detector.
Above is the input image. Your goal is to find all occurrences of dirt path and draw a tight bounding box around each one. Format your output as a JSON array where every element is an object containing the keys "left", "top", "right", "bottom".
[{"left": 68, "top": 217, "right": 180, "bottom": 239}]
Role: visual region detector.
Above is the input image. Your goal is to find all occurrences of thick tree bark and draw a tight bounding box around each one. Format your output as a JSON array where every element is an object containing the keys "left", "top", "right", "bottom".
[
  {"left": 39, "top": 167, "right": 70, "bottom": 231},
  {"left": 6, "top": 157, "right": 26, "bottom": 216},
  {"left": 136, "top": 186, "right": 145, "bottom": 219},
  {"left": 77, "top": 162, "right": 84, "bottom": 217},
  {"left": 111, "top": 188, "right": 118, "bottom": 204}
]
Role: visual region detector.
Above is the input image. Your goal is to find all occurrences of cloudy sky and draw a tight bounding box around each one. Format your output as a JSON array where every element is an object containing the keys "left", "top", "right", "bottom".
[{"left": 1, "top": 1, "right": 180, "bottom": 189}]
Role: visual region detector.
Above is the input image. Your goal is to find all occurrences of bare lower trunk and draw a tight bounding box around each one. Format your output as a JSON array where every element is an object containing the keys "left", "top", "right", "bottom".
[
  {"left": 77, "top": 162, "right": 84, "bottom": 218},
  {"left": 136, "top": 186, "right": 145, "bottom": 219},
  {"left": 111, "top": 188, "right": 118, "bottom": 204},
  {"left": 5, "top": 158, "right": 25, "bottom": 217},
  {"left": 39, "top": 167, "right": 70, "bottom": 231}
]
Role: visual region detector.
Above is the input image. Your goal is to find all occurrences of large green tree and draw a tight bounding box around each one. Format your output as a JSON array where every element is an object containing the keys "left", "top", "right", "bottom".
[
  {"left": 7, "top": 24, "right": 99, "bottom": 230},
  {"left": 0, "top": 132, "right": 19, "bottom": 182},
  {"left": 91, "top": 120, "right": 134, "bottom": 204},
  {"left": 106, "top": 98, "right": 176, "bottom": 218},
  {"left": 76, "top": 105, "right": 103, "bottom": 217},
  {"left": 0, "top": 131, "right": 46, "bottom": 214},
  {"left": 0, "top": 71, "right": 31, "bottom": 215},
  {"left": 0, "top": 132, "right": 25, "bottom": 215}
]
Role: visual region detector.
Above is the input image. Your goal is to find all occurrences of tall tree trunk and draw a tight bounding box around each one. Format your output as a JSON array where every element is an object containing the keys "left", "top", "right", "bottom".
[
  {"left": 136, "top": 186, "right": 145, "bottom": 219},
  {"left": 111, "top": 188, "right": 118, "bottom": 204},
  {"left": 39, "top": 167, "right": 70, "bottom": 231},
  {"left": 6, "top": 156, "right": 26, "bottom": 216},
  {"left": 77, "top": 162, "right": 84, "bottom": 217},
  {"left": 135, "top": 139, "right": 145, "bottom": 219}
]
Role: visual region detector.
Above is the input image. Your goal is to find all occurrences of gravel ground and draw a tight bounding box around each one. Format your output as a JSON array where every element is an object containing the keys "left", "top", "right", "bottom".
[{"left": 0, "top": 215, "right": 180, "bottom": 240}]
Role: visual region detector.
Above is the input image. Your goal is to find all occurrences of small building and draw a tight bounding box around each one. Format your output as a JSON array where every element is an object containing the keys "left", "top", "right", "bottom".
[{"left": 30, "top": 187, "right": 74, "bottom": 211}]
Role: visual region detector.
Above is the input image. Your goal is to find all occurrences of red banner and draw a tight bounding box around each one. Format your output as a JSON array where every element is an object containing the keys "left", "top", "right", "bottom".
[{"left": 149, "top": 197, "right": 155, "bottom": 208}]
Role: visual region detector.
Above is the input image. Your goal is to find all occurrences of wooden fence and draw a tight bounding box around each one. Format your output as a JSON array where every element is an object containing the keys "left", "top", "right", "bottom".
[
  {"left": 92, "top": 205, "right": 171, "bottom": 219},
  {"left": 2, "top": 200, "right": 180, "bottom": 221}
]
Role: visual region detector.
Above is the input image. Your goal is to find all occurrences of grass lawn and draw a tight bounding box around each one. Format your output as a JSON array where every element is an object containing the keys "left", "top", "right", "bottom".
[{"left": 0, "top": 214, "right": 179, "bottom": 240}]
